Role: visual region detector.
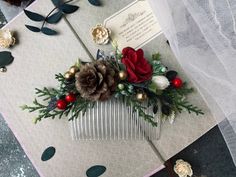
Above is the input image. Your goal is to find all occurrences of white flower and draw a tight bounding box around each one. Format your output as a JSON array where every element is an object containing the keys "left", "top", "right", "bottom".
[
  {"left": 152, "top": 76, "right": 170, "bottom": 90},
  {"left": 91, "top": 24, "right": 111, "bottom": 45},
  {"left": 174, "top": 159, "right": 193, "bottom": 177},
  {"left": 0, "top": 29, "right": 15, "bottom": 48}
]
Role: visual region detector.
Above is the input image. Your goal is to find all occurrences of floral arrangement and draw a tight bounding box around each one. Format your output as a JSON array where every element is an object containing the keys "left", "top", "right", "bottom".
[{"left": 22, "top": 47, "right": 203, "bottom": 125}]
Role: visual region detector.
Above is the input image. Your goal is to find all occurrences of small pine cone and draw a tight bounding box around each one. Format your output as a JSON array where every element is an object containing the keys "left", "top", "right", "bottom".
[{"left": 75, "top": 60, "right": 118, "bottom": 101}]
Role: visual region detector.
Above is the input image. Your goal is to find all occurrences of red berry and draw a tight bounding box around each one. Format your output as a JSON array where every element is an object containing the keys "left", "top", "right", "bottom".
[
  {"left": 172, "top": 77, "right": 183, "bottom": 88},
  {"left": 56, "top": 99, "right": 67, "bottom": 110},
  {"left": 65, "top": 93, "right": 77, "bottom": 103}
]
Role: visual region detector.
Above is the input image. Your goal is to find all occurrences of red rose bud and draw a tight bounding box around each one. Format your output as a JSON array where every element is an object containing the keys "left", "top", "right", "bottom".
[
  {"left": 56, "top": 99, "right": 67, "bottom": 110},
  {"left": 121, "top": 47, "right": 153, "bottom": 83},
  {"left": 172, "top": 77, "right": 183, "bottom": 88},
  {"left": 65, "top": 93, "right": 77, "bottom": 103}
]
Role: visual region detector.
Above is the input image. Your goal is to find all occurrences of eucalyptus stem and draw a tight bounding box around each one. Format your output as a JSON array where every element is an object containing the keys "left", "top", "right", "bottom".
[
  {"left": 41, "top": 6, "right": 58, "bottom": 29},
  {"left": 41, "top": 0, "right": 75, "bottom": 29}
]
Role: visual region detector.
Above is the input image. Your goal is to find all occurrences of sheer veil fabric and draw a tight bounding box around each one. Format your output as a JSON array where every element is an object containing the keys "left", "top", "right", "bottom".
[{"left": 148, "top": 0, "right": 236, "bottom": 166}]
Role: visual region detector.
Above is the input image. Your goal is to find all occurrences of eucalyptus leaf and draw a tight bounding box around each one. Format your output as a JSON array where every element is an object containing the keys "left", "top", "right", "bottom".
[
  {"left": 88, "top": 0, "right": 101, "bottom": 6},
  {"left": 24, "top": 9, "right": 45, "bottom": 22},
  {"left": 25, "top": 25, "right": 41, "bottom": 32},
  {"left": 162, "top": 95, "right": 173, "bottom": 105},
  {"left": 86, "top": 165, "right": 106, "bottom": 177},
  {"left": 161, "top": 105, "right": 171, "bottom": 116},
  {"left": 60, "top": 4, "right": 79, "bottom": 14},
  {"left": 41, "top": 146, "right": 56, "bottom": 161},
  {"left": 153, "top": 105, "right": 158, "bottom": 114},
  {"left": 51, "top": 0, "right": 60, "bottom": 6},
  {"left": 46, "top": 11, "right": 63, "bottom": 24},
  {"left": 166, "top": 70, "right": 178, "bottom": 81},
  {"left": 41, "top": 27, "right": 58, "bottom": 35},
  {"left": 0, "top": 51, "right": 14, "bottom": 67}
]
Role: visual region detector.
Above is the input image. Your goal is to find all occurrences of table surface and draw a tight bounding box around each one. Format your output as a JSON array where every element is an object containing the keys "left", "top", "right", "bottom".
[{"left": 0, "top": 0, "right": 216, "bottom": 176}]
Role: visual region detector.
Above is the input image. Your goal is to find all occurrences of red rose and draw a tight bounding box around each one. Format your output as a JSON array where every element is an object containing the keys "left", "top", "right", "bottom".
[{"left": 121, "top": 47, "right": 153, "bottom": 83}]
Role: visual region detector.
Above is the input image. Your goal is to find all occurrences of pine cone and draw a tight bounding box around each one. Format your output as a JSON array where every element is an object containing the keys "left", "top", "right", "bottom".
[{"left": 75, "top": 60, "right": 118, "bottom": 101}]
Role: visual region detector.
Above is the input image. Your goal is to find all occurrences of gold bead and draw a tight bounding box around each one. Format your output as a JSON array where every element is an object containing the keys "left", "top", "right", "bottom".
[
  {"left": 119, "top": 71, "right": 127, "bottom": 80},
  {"left": 136, "top": 92, "right": 147, "bottom": 101},
  {"left": 64, "top": 71, "right": 73, "bottom": 80},
  {"left": 69, "top": 66, "right": 79, "bottom": 75}
]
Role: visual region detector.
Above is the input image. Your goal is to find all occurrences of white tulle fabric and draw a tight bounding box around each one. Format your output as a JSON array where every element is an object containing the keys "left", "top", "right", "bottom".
[{"left": 148, "top": 0, "right": 236, "bottom": 166}]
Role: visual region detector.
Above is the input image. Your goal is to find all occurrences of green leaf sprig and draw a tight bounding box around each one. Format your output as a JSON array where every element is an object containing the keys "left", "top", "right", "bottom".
[
  {"left": 21, "top": 73, "right": 91, "bottom": 123},
  {"left": 88, "top": 0, "right": 101, "bottom": 6},
  {"left": 24, "top": 0, "right": 79, "bottom": 35},
  {"left": 163, "top": 83, "right": 204, "bottom": 116}
]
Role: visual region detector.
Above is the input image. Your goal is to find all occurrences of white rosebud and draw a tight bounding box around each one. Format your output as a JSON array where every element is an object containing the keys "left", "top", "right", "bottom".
[
  {"left": 91, "top": 24, "right": 111, "bottom": 45},
  {"left": 0, "top": 29, "right": 15, "bottom": 48},
  {"left": 152, "top": 76, "right": 170, "bottom": 90},
  {"left": 174, "top": 159, "right": 193, "bottom": 177}
]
